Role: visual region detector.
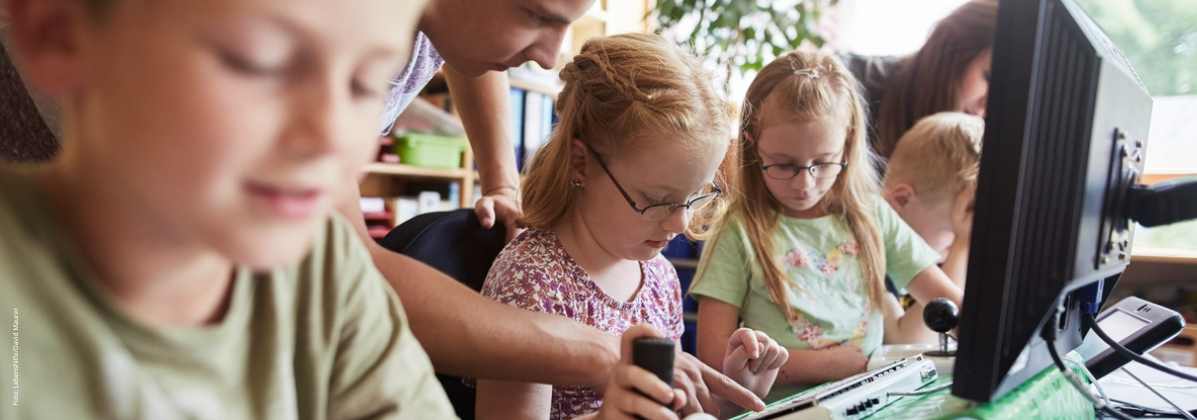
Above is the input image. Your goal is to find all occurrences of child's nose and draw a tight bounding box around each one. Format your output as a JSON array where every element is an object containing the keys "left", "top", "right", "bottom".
[
  {"left": 660, "top": 206, "right": 691, "bottom": 234},
  {"left": 284, "top": 79, "right": 352, "bottom": 159},
  {"left": 790, "top": 170, "right": 816, "bottom": 189}
]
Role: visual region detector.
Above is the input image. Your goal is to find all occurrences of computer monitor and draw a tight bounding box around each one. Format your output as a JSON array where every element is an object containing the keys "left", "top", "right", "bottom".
[{"left": 950, "top": 0, "right": 1154, "bottom": 402}]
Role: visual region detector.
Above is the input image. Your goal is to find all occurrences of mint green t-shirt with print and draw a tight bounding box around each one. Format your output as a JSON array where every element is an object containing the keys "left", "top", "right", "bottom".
[
  {"left": 0, "top": 167, "right": 458, "bottom": 420},
  {"left": 689, "top": 196, "right": 940, "bottom": 402}
]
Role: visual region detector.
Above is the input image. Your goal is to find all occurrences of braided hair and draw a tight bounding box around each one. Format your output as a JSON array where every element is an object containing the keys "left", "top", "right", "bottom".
[{"left": 517, "top": 33, "right": 734, "bottom": 235}]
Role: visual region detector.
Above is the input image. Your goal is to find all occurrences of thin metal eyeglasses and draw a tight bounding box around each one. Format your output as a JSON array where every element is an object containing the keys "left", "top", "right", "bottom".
[
  {"left": 760, "top": 161, "right": 848, "bottom": 180},
  {"left": 585, "top": 144, "right": 722, "bottom": 221}
]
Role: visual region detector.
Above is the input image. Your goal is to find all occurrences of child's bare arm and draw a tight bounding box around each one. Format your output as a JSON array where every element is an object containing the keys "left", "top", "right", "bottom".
[
  {"left": 904, "top": 266, "right": 963, "bottom": 311},
  {"left": 773, "top": 345, "right": 869, "bottom": 387},
  {"left": 881, "top": 293, "right": 937, "bottom": 344},
  {"left": 476, "top": 380, "right": 552, "bottom": 420},
  {"left": 939, "top": 243, "right": 969, "bottom": 290},
  {"left": 697, "top": 298, "right": 762, "bottom": 418},
  {"left": 696, "top": 297, "right": 742, "bottom": 374}
]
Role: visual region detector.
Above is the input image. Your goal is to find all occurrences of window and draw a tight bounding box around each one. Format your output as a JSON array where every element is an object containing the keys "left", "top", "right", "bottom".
[
  {"left": 837, "top": 0, "right": 969, "bottom": 56},
  {"left": 842, "top": 0, "right": 1196, "bottom": 256},
  {"left": 1076, "top": 0, "right": 1197, "bottom": 257}
]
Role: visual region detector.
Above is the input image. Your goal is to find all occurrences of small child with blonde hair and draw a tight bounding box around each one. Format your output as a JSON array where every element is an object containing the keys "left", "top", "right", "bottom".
[{"left": 883, "top": 112, "right": 983, "bottom": 285}]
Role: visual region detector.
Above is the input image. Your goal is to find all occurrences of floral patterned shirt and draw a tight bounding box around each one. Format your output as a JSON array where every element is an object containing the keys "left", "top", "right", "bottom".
[
  {"left": 478, "top": 228, "right": 685, "bottom": 420},
  {"left": 689, "top": 196, "right": 940, "bottom": 402}
]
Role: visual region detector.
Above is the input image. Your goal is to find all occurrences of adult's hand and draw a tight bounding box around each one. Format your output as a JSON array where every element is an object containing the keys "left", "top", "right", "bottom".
[
  {"left": 591, "top": 325, "right": 684, "bottom": 420},
  {"left": 474, "top": 185, "right": 523, "bottom": 242},
  {"left": 443, "top": 69, "right": 525, "bottom": 243}
]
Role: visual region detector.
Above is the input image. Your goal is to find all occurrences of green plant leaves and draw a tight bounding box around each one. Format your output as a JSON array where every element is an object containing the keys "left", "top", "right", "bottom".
[{"left": 652, "top": 0, "right": 831, "bottom": 77}]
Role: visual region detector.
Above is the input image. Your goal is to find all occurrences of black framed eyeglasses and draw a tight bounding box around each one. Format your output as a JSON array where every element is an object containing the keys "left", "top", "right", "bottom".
[
  {"left": 760, "top": 162, "right": 848, "bottom": 180},
  {"left": 585, "top": 144, "right": 722, "bottom": 221}
]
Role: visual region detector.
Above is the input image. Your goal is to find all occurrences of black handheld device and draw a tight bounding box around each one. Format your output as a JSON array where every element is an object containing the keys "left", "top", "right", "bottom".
[
  {"left": 632, "top": 337, "right": 675, "bottom": 416},
  {"left": 1075, "top": 296, "right": 1186, "bottom": 379}
]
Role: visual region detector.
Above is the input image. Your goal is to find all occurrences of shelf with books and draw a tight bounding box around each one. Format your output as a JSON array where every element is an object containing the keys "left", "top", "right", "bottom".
[
  {"left": 360, "top": 155, "right": 476, "bottom": 210},
  {"left": 361, "top": 94, "right": 477, "bottom": 216}
]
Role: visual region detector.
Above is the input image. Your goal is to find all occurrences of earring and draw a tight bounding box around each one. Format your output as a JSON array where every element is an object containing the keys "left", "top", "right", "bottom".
[{"left": 570, "top": 180, "right": 582, "bottom": 189}]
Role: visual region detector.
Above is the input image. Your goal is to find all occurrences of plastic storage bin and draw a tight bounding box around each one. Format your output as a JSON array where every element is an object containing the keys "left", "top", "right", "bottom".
[{"left": 394, "top": 133, "right": 469, "bottom": 169}]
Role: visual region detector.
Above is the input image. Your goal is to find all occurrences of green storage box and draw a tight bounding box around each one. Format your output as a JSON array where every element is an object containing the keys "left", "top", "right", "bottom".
[{"left": 394, "top": 133, "right": 469, "bottom": 169}]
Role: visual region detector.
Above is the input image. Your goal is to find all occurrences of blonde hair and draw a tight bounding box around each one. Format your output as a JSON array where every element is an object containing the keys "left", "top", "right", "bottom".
[
  {"left": 876, "top": 0, "right": 998, "bottom": 159},
  {"left": 518, "top": 33, "right": 734, "bottom": 235},
  {"left": 697, "top": 51, "right": 884, "bottom": 322},
  {"left": 883, "top": 112, "right": 984, "bottom": 205}
]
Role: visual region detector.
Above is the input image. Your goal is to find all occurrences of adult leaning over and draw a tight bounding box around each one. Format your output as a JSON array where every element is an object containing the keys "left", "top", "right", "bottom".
[
  {"left": 334, "top": 0, "right": 766, "bottom": 416},
  {"left": 841, "top": 0, "right": 997, "bottom": 162},
  {"left": 0, "top": 0, "right": 767, "bottom": 415}
]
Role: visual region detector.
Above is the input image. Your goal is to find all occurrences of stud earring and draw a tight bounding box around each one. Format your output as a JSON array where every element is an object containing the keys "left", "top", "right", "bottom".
[{"left": 570, "top": 180, "right": 582, "bottom": 189}]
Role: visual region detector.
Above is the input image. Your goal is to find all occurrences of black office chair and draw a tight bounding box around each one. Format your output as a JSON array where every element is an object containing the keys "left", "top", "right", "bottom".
[{"left": 377, "top": 209, "right": 508, "bottom": 420}]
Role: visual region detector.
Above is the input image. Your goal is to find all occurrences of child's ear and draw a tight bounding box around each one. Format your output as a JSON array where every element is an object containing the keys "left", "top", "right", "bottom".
[
  {"left": 887, "top": 183, "right": 915, "bottom": 209},
  {"left": 568, "top": 138, "right": 588, "bottom": 181},
  {"left": 5, "top": 0, "right": 92, "bottom": 95}
]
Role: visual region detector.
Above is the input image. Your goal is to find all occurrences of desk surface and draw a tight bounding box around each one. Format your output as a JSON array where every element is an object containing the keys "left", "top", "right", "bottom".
[
  {"left": 854, "top": 358, "right": 1197, "bottom": 419},
  {"left": 733, "top": 352, "right": 1095, "bottom": 420},
  {"left": 734, "top": 353, "right": 1197, "bottom": 420},
  {"left": 1096, "top": 361, "right": 1197, "bottom": 415}
]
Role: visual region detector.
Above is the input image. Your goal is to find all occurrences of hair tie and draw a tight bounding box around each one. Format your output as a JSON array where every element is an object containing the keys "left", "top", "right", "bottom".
[
  {"left": 785, "top": 55, "right": 821, "bottom": 79},
  {"left": 793, "top": 68, "right": 821, "bottom": 79}
]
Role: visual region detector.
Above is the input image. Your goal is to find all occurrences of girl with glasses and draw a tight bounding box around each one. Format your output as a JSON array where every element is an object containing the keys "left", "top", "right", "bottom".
[
  {"left": 473, "top": 33, "right": 787, "bottom": 420},
  {"left": 689, "top": 51, "right": 966, "bottom": 403}
]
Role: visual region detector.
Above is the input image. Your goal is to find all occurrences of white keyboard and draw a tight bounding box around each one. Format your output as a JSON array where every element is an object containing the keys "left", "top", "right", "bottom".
[
  {"left": 735, "top": 355, "right": 940, "bottom": 420},
  {"left": 867, "top": 344, "right": 956, "bottom": 376}
]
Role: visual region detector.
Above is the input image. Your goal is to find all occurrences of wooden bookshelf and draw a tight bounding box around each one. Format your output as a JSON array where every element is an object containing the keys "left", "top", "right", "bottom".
[
  {"left": 362, "top": 162, "right": 471, "bottom": 180},
  {"left": 360, "top": 0, "right": 649, "bottom": 231},
  {"left": 360, "top": 146, "right": 477, "bottom": 210}
]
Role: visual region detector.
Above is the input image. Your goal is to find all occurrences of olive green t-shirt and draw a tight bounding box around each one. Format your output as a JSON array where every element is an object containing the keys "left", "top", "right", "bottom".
[
  {"left": 689, "top": 197, "right": 939, "bottom": 402},
  {"left": 0, "top": 167, "right": 458, "bottom": 420}
]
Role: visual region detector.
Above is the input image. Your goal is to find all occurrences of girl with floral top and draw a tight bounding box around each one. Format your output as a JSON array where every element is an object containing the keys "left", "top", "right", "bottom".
[
  {"left": 474, "top": 33, "right": 788, "bottom": 420},
  {"left": 689, "top": 51, "right": 966, "bottom": 403}
]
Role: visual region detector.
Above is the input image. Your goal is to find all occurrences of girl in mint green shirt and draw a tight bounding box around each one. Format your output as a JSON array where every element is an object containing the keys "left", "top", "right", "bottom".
[{"left": 689, "top": 51, "right": 966, "bottom": 403}]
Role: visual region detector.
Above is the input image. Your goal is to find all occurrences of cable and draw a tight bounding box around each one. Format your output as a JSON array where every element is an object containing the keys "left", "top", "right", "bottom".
[
  {"left": 1083, "top": 312, "right": 1197, "bottom": 384},
  {"left": 1111, "top": 398, "right": 1197, "bottom": 418},
  {"left": 1044, "top": 307, "right": 1135, "bottom": 420},
  {"left": 1079, "top": 359, "right": 1113, "bottom": 408},
  {"left": 887, "top": 382, "right": 953, "bottom": 396},
  {"left": 1121, "top": 367, "right": 1197, "bottom": 420}
]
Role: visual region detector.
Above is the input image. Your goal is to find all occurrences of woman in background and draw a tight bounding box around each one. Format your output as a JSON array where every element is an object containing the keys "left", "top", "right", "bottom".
[{"left": 842, "top": 0, "right": 998, "bottom": 162}]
